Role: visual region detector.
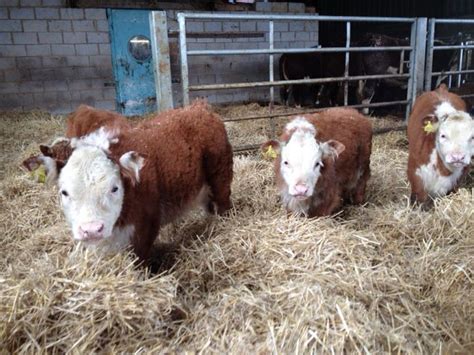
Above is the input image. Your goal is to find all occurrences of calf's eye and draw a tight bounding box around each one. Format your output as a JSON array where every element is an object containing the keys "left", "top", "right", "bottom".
[
  {"left": 283, "top": 161, "right": 289, "bottom": 166},
  {"left": 61, "top": 190, "right": 69, "bottom": 197},
  {"left": 440, "top": 134, "right": 446, "bottom": 139},
  {"left": 111, "top": 186, "right": 119, "bottom": 193}
]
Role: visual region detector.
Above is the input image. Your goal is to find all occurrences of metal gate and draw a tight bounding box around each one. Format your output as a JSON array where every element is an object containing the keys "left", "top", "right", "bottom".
[
  {"left": 424, "top": 18, "right": 474, "bottom": 102},
  {"left": 174, "top": 13, "right": 426, "bottom": 125}
]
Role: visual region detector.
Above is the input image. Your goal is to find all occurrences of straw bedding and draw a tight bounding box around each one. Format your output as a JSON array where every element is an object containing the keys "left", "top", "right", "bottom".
[{"left": 0, "top": 105, "right": 472, "bottom": 353}]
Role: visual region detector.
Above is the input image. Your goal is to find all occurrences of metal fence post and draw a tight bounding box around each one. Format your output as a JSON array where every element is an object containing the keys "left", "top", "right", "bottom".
[
  {"left": 344, "top": 21, "right": 351, "bottom": 106},
  {"left": 424, "top": 19, "right": 436, "bottom": 91},
  {"left": 178, "top": 13, "right": 190, "bottom": 106},
  {"left": 150, "top": 11, "right": 174, "bottom": 112},
  {"left": 414, "top": 18, "right": 427, "bottom": 97},
  {"left": 405, "top": 20, "right": 417, "bottom": 120},
  {"left": 405, "top": 18, "right": 426, "bottom": 121},
  {"left": 269, "top": 20, "right": 275, "bottom": 136}
]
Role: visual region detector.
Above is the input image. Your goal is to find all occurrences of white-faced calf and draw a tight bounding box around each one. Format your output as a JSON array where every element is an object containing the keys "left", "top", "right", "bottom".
[
  {"left": 407, "top": 84, "right": 474, "bottom": 208},
  {"left": 37, "top": 102, "right": 233, "bottom": 261},
  {"left": 263, "top": 108, "right": 372, "bottom": 217}
]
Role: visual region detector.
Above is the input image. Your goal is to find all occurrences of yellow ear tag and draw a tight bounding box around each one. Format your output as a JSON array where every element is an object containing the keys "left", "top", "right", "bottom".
[
  {"left": 29, "top": 165, "right": 47, "bottom": 184},
  {"left": 423, "top": 121, "right": 436, "bottom": 134},
  {"left": 263, "top": 145, "right": 277, "bottom": 160}
]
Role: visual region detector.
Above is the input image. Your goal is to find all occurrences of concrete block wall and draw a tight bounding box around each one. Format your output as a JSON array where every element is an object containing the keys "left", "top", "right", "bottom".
[
  {"left": 0, "top": 0, "right": 114, "bottom": 113},
  {"left": 0, "top": 1, "right": 317, "bottom": 113}
]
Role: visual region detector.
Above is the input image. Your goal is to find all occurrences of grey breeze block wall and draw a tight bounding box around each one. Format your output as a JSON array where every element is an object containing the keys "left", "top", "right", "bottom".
[
  {"left": 0, "top": 0, "right": 114, "bottom": 113},
  {"left": 0, "top": 1, "right": 318, "bottom": 113}
]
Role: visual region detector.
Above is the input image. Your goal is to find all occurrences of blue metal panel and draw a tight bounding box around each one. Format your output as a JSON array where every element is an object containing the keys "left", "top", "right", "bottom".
[{"left": 108, "top": 9, "right": 156, "bottom": 116}]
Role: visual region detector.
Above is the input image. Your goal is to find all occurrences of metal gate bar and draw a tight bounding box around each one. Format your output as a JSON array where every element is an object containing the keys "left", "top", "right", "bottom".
[
  {"left": 180, "top": 13, "right": 415, "bottom": 22},
  {"left": 222, "top": 100, "right": 409, "bottom": 123},
  {"left": 424, "top": 18, "right": 474, "bottom": 95},
  {"left": 189, "top": 73, "right": 411, "bottom": 91},
  {"left": 176, "top": 11, "right": 423, "bottom": 149},
  {"left": 187, "top": 46, "right": 412, "bottom": 55}
]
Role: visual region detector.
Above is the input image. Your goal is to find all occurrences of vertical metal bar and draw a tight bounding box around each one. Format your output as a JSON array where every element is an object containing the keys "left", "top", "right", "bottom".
[
  {"left": 457, "top": 44, "right": 464, "bottom": 87},
  {"left": 269, "top": 20, "right": 275, "bottom": 137},
  {"left": 424, "top": 19, "right": 435, "bottom": 91},
  {"left": 150, "top": 11, "right": 174, "bottom": 112},
  {"left": 413, "top": 17, "right": 427, "bottom": 96},
  {"left": 404, "top": 17, "right": 427, "bottom": 122},
  {"left": 178, "top": 14, "right": 190, "bottom": 106},
  {"left": 344, "top": 21, "right": 351, "bottom": 106},
  {"left": 405, "top": 19, "right": 417, "bottom": 121}
]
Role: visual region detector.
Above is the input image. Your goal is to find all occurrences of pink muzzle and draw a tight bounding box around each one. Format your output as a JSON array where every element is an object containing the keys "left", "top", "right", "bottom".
[{"left": 78, "top": 221, "right": 105, "bottom": 241}]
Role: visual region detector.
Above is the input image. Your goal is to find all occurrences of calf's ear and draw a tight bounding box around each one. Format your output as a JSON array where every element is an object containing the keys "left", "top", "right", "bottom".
[
  {"left": 39, "top": 144, "right": 52, "bottom": 156},
  {"left": 261, "top": 140, "right": 281, "bottom": 160},
  {"left": 321, "top": 139, "right": 345, "bottom": 159},
  {"left": 119, "top": 151, "right": 145, "bottom": 185}
]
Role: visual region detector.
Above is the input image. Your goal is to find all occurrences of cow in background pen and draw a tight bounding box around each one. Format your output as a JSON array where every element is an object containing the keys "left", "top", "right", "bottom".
[{"left": 278, "top": 34, "right": 410, "bottom": 114}]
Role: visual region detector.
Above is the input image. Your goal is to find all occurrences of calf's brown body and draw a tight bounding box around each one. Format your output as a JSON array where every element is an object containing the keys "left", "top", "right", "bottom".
[
  {"left": 104, "top": 102, "right": 233, "bottom": 260},
  {"left": 66, "top": 104, "right": 131, "bottom": 138},
  {"left": 275, "top": 108, "right": 372, "bottom": 217},
  {"left": 407, "top": 85, "right": 468, "bottom": 205}
]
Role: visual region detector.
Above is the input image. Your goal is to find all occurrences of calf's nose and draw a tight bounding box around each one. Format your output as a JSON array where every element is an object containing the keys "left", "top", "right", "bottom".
[
  {"left": 448, "top": 153, "right": 466, "bottom": 163},
  {"left": 79, "top": 221, "right": 105, "bottom": 240},
  {"left": 294, "top": 183, "right": 309, "bottom": 195}
]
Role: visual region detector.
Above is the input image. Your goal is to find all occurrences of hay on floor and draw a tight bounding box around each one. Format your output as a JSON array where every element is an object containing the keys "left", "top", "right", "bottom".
[{"left": 0, "top": 104, "right": 472, "bottom": 353}]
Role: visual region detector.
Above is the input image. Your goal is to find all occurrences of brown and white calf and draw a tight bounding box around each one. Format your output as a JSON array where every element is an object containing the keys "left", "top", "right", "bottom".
[
  {"left": 263, "top": 108, "right": 372, "bottom": 217},
  {"left": 407, "top": 84, "right": 474, "bottom": 207},
  {"left": 65, "top": 104, "right": 131, "bottom": 138},
  {"left": 23, "top": 105, "right": 131, "bottom": 179},
  {"left": 36, "top": 102, "right": 233, "bottom": 261}
]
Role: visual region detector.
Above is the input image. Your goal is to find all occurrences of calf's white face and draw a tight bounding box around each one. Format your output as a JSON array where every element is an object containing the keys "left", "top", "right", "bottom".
[
  {"left": 59, "top": 146, "right": 124, "bottom": 242},
  {"left": 58, "top": 145, "right": 143, "bottom": 244},
  {"left": 279, "top": 117, "right": 344, "bottom": 200},
  {"left": 434, "top": 102, "right": 474, "bottom": 169}
]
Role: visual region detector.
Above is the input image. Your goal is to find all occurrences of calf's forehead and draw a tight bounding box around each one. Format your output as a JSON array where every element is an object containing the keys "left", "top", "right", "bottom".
[
  {"left": 440, "top": 114, "right": 474, "bottom": 138},
  {"left": 59, "top": 147, "right": 120, "bottom": 189},
  {"left": 282, "top": 131, "right": 321, "bottom": 163}
]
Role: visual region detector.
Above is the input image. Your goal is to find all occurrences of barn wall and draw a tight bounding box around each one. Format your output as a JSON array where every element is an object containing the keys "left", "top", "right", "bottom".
[
  {"left": 0, "top": 1, "right": 319, "bottom": 113},
  {"left": 0, "top": 0, "right": 115, "bottom": 113}
]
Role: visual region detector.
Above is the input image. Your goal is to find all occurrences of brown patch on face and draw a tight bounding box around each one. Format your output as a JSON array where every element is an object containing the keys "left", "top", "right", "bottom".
[{"left": 436, "top": 152, "right": 453, "bottom": 177}]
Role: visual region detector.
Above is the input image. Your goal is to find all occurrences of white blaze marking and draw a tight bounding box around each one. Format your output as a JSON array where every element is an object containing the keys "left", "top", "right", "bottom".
[
  {"left": 70, "top": 127, "right": 118, "bottom": 152},
  {"left": 279, "top": 117, "right": 324, "bottom": 215},
  {"left": 435, "top": 101, "right": 457, "bottom": 120}
]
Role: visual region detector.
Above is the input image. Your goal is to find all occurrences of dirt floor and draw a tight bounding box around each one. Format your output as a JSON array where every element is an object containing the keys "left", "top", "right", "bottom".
[{"left": 0, "top": 104, "right": 472, "bottom": 353}]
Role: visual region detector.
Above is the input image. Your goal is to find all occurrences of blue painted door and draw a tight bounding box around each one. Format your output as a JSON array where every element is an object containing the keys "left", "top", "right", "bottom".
[{"left": 108, "top": 9, "right": 156, "bottom": 116}]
